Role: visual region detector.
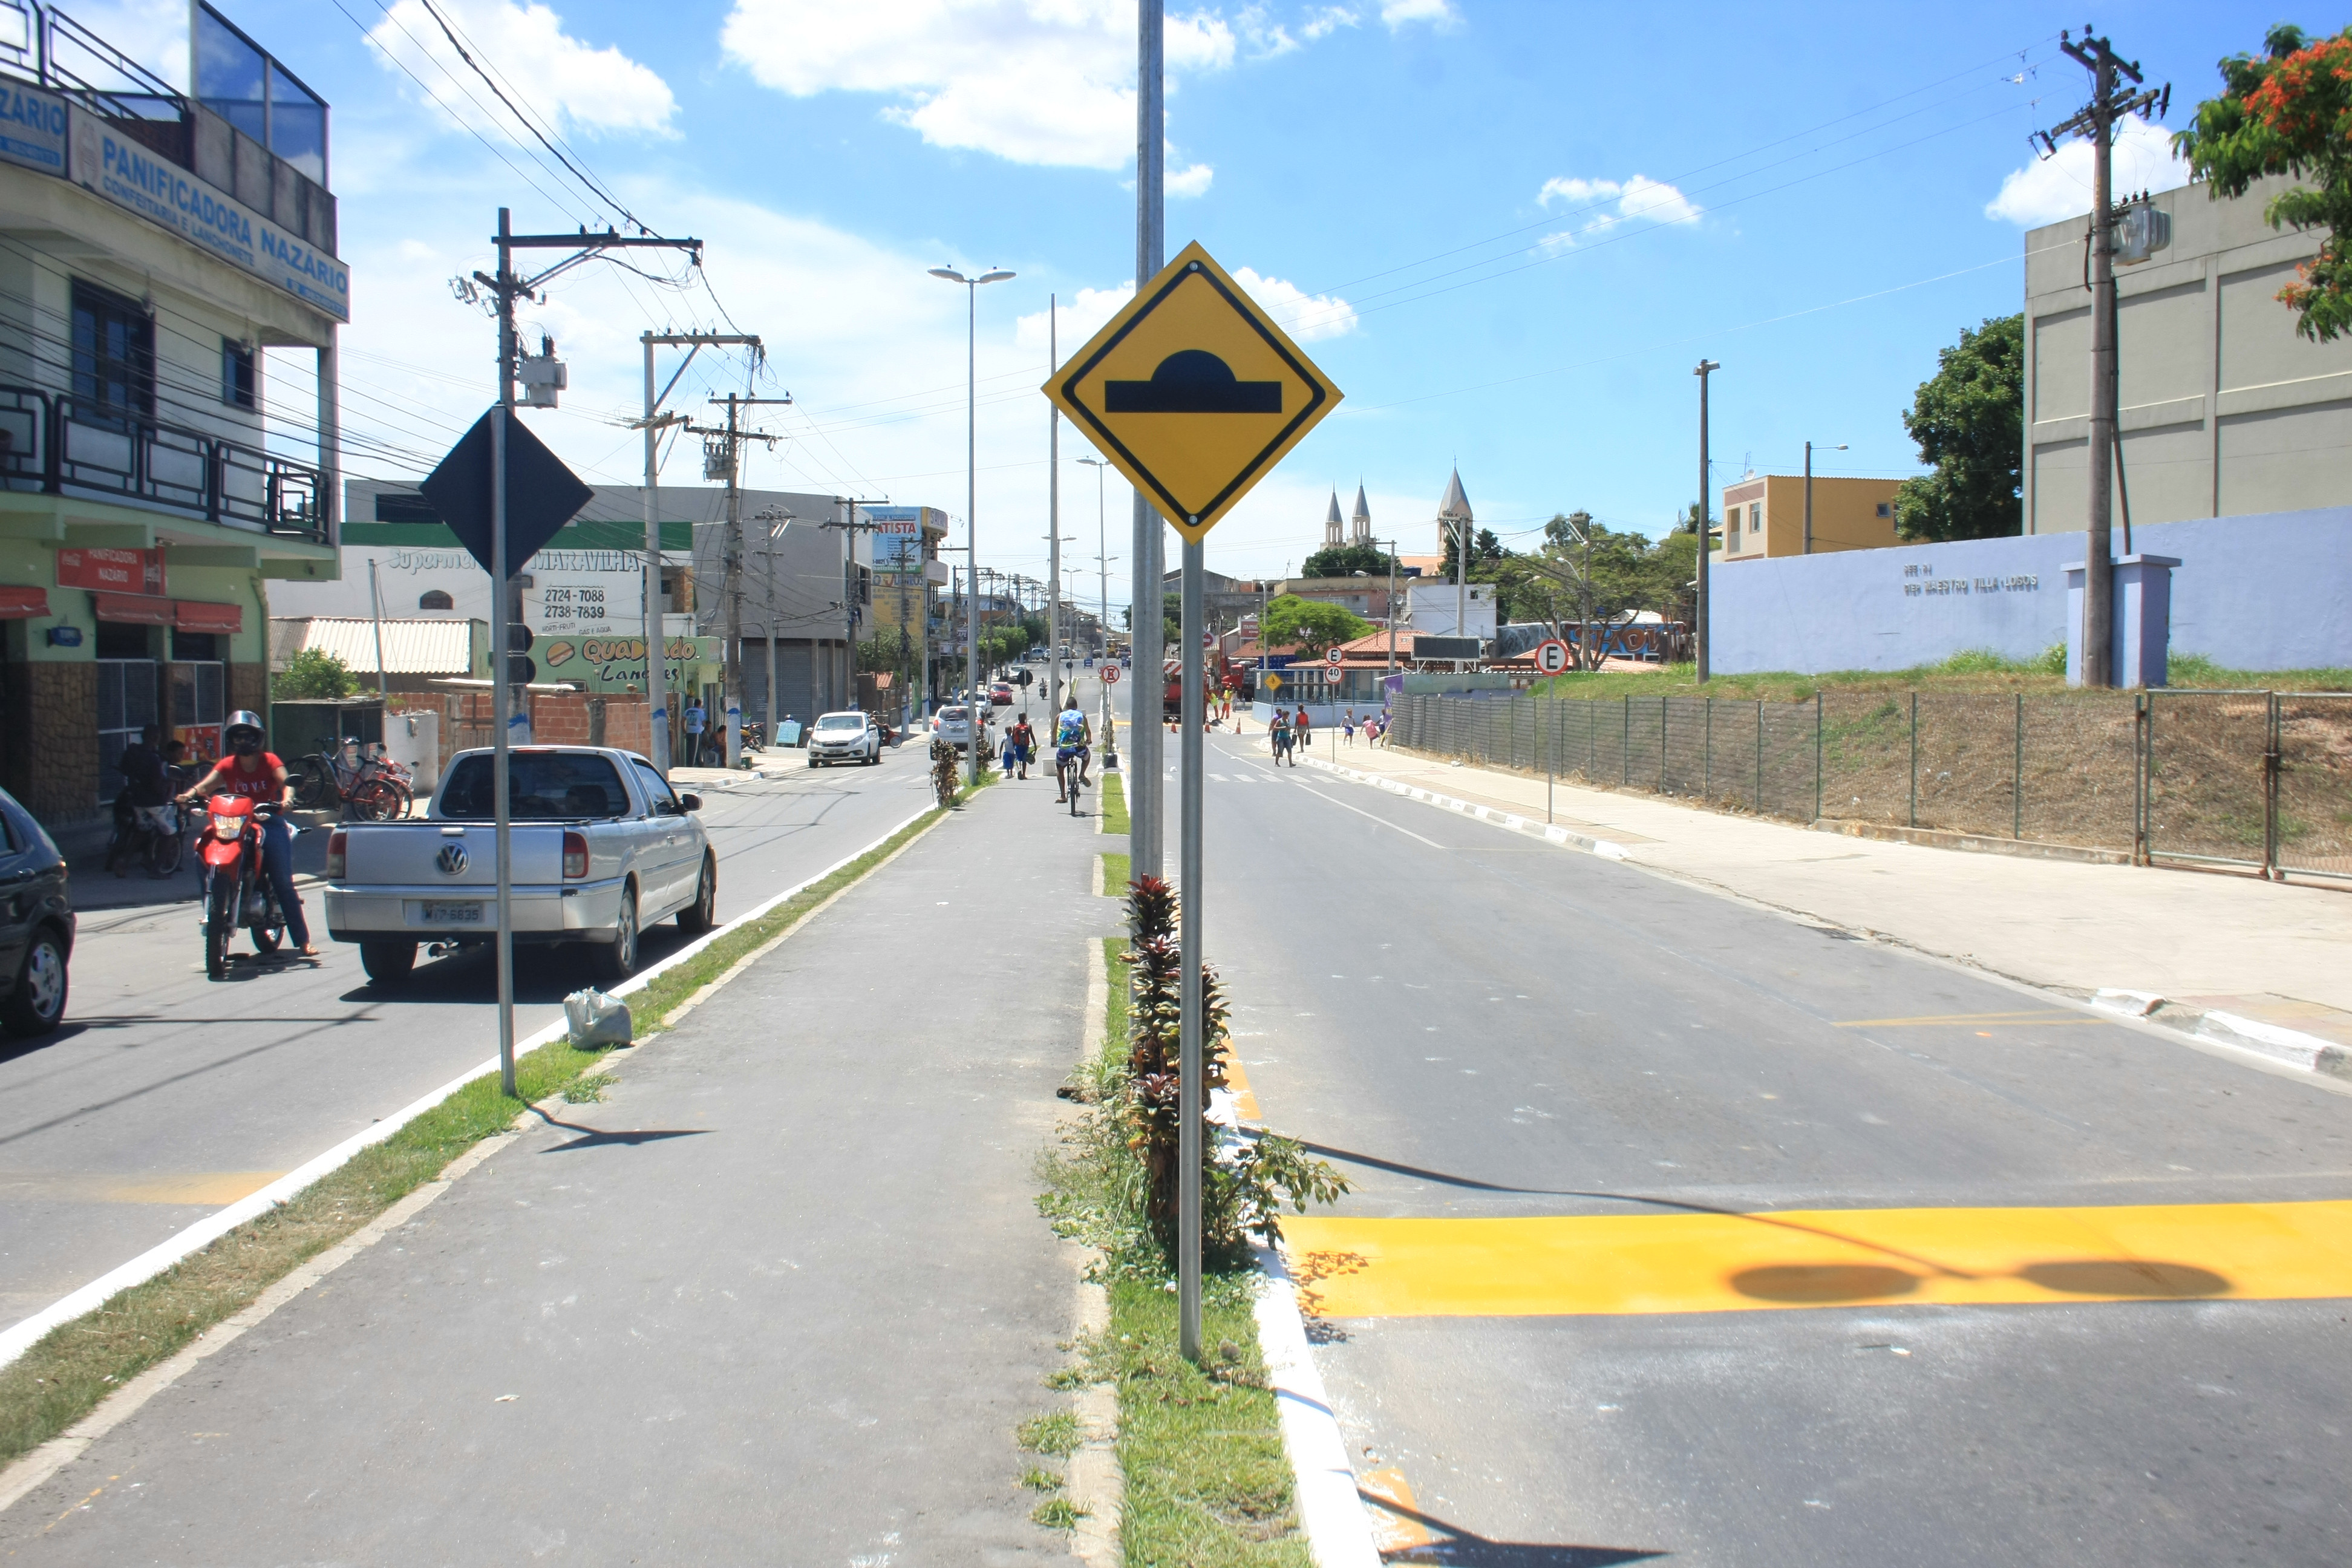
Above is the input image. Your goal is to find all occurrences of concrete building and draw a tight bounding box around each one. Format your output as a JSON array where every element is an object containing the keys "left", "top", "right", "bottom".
[
  {"left": 0, "top": 2, "right": 345, "bottom": 826},
  {"left": 1716, "top": 474, "right": 1903, "bottom": 561},
  {"left": 2024, "top": 174, "right": 2352, "bottom": 531}
]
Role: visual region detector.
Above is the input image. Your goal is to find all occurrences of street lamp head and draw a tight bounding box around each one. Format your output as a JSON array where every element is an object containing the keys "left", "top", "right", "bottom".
[
  {"left": 977, "top": 269, "right": 1016, "bottom": 285},
  {"left": 928, "top": 267, "right": 967, "bottom": 283}
]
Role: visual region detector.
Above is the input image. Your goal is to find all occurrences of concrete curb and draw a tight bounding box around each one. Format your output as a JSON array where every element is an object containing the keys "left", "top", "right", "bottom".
[
  {"left": 1253, "top": 1243, "right": 1380, "bottom": 1568},
  {"left": 2092, "top": 989, "right": 2352, "bottom": 1080},
  {"left": 0, "top": 803, "right": 936, "bottom": 1376},
  {"left": 1300, "top": 755, "right": 1634, "bottom": 862},
  {"left": 1063, "top": 936, "right": 1123, "bottom": 1566},
  {"left": 1814, "top": 817, "right": 2131, "bottom": 866}
]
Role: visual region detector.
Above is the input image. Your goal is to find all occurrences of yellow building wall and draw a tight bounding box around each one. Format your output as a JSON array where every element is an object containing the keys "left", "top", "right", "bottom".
[{"left": 1719, "top": 475, "right": 1904, "bottom": 560}]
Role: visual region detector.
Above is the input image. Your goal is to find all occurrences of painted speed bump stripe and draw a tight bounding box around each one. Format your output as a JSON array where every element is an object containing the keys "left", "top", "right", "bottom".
[{"left": 1279, "top": 1201, "right": 2352, "bottom": 1318}]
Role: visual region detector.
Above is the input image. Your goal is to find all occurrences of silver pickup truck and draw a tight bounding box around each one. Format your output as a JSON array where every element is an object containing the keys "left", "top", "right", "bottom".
[{"left": 323, "top": 746, "right": 717, "bottom": 986}]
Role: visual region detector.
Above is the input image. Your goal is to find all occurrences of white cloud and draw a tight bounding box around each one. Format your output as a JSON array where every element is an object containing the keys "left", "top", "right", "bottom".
[
  {"left": 720, "top": 0, "right": 1243, "bottom": 171},
  {"left": 1985, "top": 115, "right": 2192, "bottom": 227},
  {"left": 1380, "top": 0, "right": 1453, "bottom": 27},
  {"left": 1535, "top": 173, "right": 1702, "bottom": 239},
  {"left": 367, "top": 0, "right": 677, "bottom": 136},
  {"left": 1168, "top": 161, "right": 1216, "bottom": 198},
  {"left": 1232, "top": 266, "right": 1358, "bottom": 341},
  {"left": 1301, "top": 7, "right": 1360, "bottom": 40},
  {"left": 1018, "top": 286, "right": 1137, "bottom": 354}
]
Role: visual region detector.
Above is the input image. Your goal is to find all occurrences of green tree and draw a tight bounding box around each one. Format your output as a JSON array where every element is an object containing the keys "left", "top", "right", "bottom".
[
  {"left": 1437, "top": 524, "right": 1506, "bottom": 579},
  {"left": 273, "top": 647, "right": 359, "bottom": 701},
  {"left": 2177, "top": 25, "right": 2352, "bottom": 341},
  {"left": 1299, "top": 541, "right": 1398, "bottom": 579},
  {"left": 1259, "top": 594, "right": 1370, "bottom": 656},
  {"left": 1891, "top": 313, "right": 2024, "bottom": 542}
]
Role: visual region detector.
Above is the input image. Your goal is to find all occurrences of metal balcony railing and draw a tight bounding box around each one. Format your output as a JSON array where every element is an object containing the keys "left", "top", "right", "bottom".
[{"left": 0, "top": 382, "right": 327, "bottom": 542}]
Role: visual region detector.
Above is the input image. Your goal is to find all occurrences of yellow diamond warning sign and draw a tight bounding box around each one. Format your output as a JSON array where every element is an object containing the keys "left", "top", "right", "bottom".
[{"left": 1045, "top": 241, "right": 1342, "bottom": 544}]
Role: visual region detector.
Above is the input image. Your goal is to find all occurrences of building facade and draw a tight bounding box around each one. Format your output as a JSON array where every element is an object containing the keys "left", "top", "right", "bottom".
[
  {"left": 0, "top": 2, "right": 344, "bottom": 827},
  {"left": 2024, "top": 174, "right": 2352, "bottom": 531},
  {"left": 1716, "top": 474, "right": 1903, "bottom": 561}
]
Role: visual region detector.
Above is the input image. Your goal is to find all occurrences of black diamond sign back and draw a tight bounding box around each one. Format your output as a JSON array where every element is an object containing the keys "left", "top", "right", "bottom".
[{"left": 419, "top": 407, "right": 596, "bottom": 578}]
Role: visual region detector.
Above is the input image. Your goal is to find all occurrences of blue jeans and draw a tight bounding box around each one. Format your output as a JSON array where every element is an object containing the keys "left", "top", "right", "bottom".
[{"left": 259, "top": 813, "right": 310, "bottom": 947}]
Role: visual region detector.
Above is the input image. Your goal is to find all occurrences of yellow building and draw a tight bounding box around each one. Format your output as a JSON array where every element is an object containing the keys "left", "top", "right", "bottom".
[{"left": 1717, "top": 475, "right": 1904, "bottom": 561}]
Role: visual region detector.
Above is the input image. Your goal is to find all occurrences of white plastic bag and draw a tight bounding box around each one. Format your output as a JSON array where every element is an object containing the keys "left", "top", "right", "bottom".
[{"left": 563, "top": 987, "right": 633, "bottom": 1047}]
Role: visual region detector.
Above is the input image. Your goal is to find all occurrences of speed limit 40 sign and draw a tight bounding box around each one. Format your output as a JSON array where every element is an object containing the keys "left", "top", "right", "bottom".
[{"left": 1535, "top": 639, "right": 1572, "bottom": 676}]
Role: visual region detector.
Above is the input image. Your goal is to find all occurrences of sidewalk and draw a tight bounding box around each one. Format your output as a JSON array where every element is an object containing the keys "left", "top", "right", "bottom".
[
  {"left": 1289, "top": 730, "right": 2352, "bottom": 1053},
  {"left": 0, "top": 773, "right": 1107, "bottom": 1562}
]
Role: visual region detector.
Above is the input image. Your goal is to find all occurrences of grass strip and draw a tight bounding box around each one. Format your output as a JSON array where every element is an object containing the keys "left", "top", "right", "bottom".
[
  {"left": 0, "top": 780, "right": 982, "bottom": 1471},
  {"left": 1100, "top": 771, "right": 1130, "bottom": 834},
  {"left": 1035, "top": 936, "right": 1308, "bottom": 1564},
  {"left": 1529, "top": 648, "right": 2352, "bottom": 702},
  {"left": 1100, "top": 852, "right": 1131, "bottom": 897}
]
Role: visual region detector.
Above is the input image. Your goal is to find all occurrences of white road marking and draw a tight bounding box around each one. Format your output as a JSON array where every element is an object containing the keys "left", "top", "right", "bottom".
[{"left": 1295, "top": 787, "right": 1446, "bottom": 848}]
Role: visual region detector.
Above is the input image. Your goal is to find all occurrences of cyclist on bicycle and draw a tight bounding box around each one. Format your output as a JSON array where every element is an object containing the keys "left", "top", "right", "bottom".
[{"left": 1053, "top": 697, "right": 1092, "bottom": 803}]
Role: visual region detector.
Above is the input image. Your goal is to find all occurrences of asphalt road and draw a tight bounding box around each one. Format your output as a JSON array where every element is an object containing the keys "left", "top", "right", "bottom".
[
  {"left": 0, "top": 765, "right": 1100, "bottom": 1564},
  {"left": 0, "top": 742, "right": 938, "bottom": 1335},
  {"left": 1147, "top": 732, "right": 2352, "bottom": 1566}
]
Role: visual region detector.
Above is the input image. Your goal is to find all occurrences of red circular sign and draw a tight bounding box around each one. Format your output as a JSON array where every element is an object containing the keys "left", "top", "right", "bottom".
[
  {"left": 1325, "top": 647, "right": 1343, "bottom": 665},
  {"left": 1535, "top": 639, "right": 1571, "bottom": 676},
  {"left": 1103, "top": 666, "right": 1121, "bottom": 683}
]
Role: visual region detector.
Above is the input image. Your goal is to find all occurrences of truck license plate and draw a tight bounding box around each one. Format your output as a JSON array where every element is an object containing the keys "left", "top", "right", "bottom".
[{"left": 422, "top": 901, "right": 484, "bottom": 924}]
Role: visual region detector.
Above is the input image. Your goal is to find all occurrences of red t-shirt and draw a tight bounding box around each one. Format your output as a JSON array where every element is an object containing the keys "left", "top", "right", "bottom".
[{"left": 215, "top": 753, "right": 285, "bottom": 802}]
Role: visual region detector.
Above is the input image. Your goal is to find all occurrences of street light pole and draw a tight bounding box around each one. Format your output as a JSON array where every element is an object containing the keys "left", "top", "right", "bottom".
[
  {"left": 1079, "top": 456, "right": 1116, "bottom": 764},
  {"left": 929, "top": 264, "right": 1016, "bottom": 783},
  {"left": 1694, "top": 359, "right": 1719, "bottom": 682}
]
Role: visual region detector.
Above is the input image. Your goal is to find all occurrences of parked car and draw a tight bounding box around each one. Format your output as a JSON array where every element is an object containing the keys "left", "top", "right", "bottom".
[
  {"left": 323, "top": 746, "right": 716, "bottom": 986},
  {"left": 0, "top": 786, "right": 72, "bottom": 1036},
  {"left": 806, "top": 710, "right": 883, "bottom": 767}
]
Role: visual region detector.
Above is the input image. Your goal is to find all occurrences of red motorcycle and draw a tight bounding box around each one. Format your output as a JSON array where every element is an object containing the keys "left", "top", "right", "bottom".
[{"left": 197, "top": 794, "right": 288, "bottom": 979}]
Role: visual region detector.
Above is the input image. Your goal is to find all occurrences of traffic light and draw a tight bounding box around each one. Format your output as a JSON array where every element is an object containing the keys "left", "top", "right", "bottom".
[{"left": 506, "top": 622, "right": 535, "bottom": 685}]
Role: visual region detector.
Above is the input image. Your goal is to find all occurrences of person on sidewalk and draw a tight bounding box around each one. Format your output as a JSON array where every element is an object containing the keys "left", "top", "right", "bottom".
[
  {"left": 1342, "top": 710, "right": 1357, "bottom": 747},
  {"left": 1269, "top": 707, "right": 1295, "bottom": 766},
  {"left": 1295, "top": 705, "right": 1313, "bottom": 751},
  {"left": 1007, "top": 713, "right": 1035, "bottom": 780},
  {"left": 683, "top": 701, "right": 707, "bottom": 766}
]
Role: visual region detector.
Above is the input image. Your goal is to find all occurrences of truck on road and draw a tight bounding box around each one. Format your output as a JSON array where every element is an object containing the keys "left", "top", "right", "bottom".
[{"left": 323, "top": 746, "right": 717, "bottom": 986}]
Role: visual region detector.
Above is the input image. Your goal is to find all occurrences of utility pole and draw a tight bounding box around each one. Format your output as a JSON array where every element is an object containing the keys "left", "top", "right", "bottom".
[
  {"left": 1694, "top": 359, "right": 1719, "bottom": 682},
  {"left": 1132, "top": 0, "right": 1167, "bottom": 888},
  {"left": 1802, "top": 440, "right": 1844, "bottom": 556},
  {"left": 682, "top": 393, "right": 789, "bottom": 764},
  {"left": 2036, "top": 30, "right": 2169, "bottom": 688},
  {"left": 640, "top": 332, "right": 760, "bottom": 777},
  {"left": 1384, "top": 539, "right": 1398, "bottom": 676},
  {"left": 1048, "top": 301, "right": 1062, "bottom": 717},
  {"left": 477, "top": 209, "right": 701, "bottom": 1095}
]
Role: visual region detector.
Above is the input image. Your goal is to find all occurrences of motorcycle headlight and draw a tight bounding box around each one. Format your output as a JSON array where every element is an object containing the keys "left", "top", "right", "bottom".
[{"left": 212, "top": 812, "right": 244, "bottom": 840}]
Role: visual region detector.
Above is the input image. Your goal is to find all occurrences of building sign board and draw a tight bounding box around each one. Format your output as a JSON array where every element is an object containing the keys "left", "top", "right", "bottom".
[
  {"left": 536, "top": 635, "right": 717, "bottom": 693},
  {"left": 67, "top": 107, "right": 350, "bottom": 321},
  {"left": 1045, "top": 243, "right": 1341, "bottom": 544},
  {"left": 56, "top": 546, "right": 165, "bottom": 595},
  {"left": 0, "top": 80, "right": 68, "bottom": 173}
]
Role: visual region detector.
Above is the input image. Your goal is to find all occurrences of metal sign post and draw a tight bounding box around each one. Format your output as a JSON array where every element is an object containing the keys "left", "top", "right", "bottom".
[{"left": 1042, "top": 240, "right": 1342, "bottom": 1362}]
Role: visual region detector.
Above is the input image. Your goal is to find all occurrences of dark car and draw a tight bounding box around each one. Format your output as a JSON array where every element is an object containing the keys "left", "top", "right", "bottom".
[{"left": 0, "top": 786, "right": 72, "bottom": 1036}]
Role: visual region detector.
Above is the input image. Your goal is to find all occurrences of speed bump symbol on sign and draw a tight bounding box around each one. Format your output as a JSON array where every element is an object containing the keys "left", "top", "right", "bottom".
[{"left": 1045, "top": 241, "right": 1342, "bottom": 544}]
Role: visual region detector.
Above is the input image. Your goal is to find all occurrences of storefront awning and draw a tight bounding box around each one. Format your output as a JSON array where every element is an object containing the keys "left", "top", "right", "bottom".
[
  {"left": 0, "top": 586, "right": 48, "bottom": 619},
  {"left": 174, "top": 599, "right": 245, "bottom": 634},
  {"left": 92, "top": 590, "right": 172, "bottom": 626}
]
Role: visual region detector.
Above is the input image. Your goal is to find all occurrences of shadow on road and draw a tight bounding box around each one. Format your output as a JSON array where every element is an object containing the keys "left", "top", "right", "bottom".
[{"left": 1370, "top": 1492, "right": 1664, "bottom": 1566}]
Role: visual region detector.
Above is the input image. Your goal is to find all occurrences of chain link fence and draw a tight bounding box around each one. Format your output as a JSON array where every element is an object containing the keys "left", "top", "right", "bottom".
[{"left": 1387, "top": 687, "right": 2352, "bottom": 881}]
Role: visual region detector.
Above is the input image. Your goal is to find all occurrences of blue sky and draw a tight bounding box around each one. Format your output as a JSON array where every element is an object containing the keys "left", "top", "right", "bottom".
[{"left": 93, "top": 0, "right": 2275, "bottom": 606}]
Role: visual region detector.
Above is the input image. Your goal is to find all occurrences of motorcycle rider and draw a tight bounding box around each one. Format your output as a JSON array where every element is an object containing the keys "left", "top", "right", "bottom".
[{"left": 177, "top": 711, "right": 316, "bottom": 957}]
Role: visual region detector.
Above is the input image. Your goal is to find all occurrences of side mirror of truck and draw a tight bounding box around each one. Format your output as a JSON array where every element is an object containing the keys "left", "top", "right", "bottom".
[{"left": 679, "top": 793, "right": 702, "bottom": 812}]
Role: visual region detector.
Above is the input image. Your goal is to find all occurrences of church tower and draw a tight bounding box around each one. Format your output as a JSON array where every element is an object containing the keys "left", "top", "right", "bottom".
[
  {"left": 1437, "top": 466, "right": 1472, "bottom": 555},
  {"left": 1351, "top": 483, "right": 1371, "bottom": 545},
  {"left": 1323, "top": 489, "right": 1344, "bottom": 549}
]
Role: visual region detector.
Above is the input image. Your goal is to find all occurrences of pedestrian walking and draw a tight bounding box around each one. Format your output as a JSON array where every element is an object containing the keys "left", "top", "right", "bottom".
[
  {"left": 1342, "top": 710, "right": 1356, "bottom": 746},
  {"left": 683, "top": 699, "right": 707, "bottom": 766},
  {"left": 1295, "top": 705, "right": 1312, "bottom": 751}
]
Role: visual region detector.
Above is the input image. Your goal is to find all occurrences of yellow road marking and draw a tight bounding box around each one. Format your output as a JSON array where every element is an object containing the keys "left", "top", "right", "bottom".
[
  {"left": 1220, "top": 1050, "right": 1262, "bottom": 1123},
  {"left": 0, "top": 1172, "right": 284, "bottom": 1206},
  {"left": 1833, "top": 1011, "right": 2099, "bottom": 1028},
  {"left": 1357, "top": 1466, "right": 1436, "bottom": 1555},
  {"left": 1281, "top": 1201, "right": 2352, "bottom": 1319}
]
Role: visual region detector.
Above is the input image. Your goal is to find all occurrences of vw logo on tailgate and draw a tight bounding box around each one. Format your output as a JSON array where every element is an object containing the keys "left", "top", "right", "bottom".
[{"left": 436, "top": 843, "right": 470, "bottom": 876}]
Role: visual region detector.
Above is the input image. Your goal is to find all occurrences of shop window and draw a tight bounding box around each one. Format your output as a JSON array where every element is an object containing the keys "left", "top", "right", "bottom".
[
  {"left": 169, "top": 658, "right": 224, "bottom": 758},
  {"left": 71, "top": 281, "right": 154, "bottom": 423},
  {"left": 418, "top": 589, "right": 454, "bottom": 610},
  {"left": 222, "top": 339, "right": 258, "bottom": 410},
  {"left": 96, "top": 658, "right": 158, "bottom": 799},
  {"left": 94, "top": 621, "right": 152, "bottom": 659},
  {"left": 171, "top": 630, "right": 221, "bottom": 661}
]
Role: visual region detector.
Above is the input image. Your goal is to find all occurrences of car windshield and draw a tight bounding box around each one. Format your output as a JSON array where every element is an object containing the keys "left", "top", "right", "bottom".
[
  {"left": 940, "top": 707, "right": 970, "bottom": 722},
  {"left": 440, "top": 753, "right": 629, "bottom": 820},
  {"left": 815, "top": 715, "right": 864, "bottom": 732}
]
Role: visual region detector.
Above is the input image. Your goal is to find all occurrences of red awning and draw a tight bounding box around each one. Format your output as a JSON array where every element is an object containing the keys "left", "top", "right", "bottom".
[
  {"left": 173, "top": 599, "right": 244, "bottom": 634},
  {"left": 0, "top": 585, "right": 48, "bottom": 619},
  {"left": 91, "top": 590, "right": 172, "bottom": 626}
]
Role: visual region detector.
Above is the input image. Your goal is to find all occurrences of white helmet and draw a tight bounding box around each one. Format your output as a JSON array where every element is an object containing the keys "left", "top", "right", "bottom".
[{"left": 221, "top": 711, "right": 265, "bottom": 753}]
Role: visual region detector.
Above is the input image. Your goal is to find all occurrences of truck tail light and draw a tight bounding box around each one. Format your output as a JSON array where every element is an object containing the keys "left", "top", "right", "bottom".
[
  {"left": 326, "top": 830, "right": 347, "bottom": 880},
  {"left": 563, "top": 831, "right": 589, "bottom": 880}
]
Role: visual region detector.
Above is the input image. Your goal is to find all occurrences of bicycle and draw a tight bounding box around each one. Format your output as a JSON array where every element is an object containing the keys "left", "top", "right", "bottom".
[{"left": 1056, "top": 748, "right": 1086, "bottom": 817}]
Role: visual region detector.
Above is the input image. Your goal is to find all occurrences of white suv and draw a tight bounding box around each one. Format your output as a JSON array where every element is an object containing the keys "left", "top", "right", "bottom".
[{"left": 806, "top": 711, "right": 881, "bottom": 767}]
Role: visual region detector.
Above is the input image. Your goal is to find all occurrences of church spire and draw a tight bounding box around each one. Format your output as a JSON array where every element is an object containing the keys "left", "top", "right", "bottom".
[
  {"left": 1437, "top": 466, "right": 1472, "bottom": 554},
  {"left": 1351, "top": 482, "right": 1371, "bottom": 544},
  {"left": 1324, "top": 489, "right": 1344, "bottom": 548}
]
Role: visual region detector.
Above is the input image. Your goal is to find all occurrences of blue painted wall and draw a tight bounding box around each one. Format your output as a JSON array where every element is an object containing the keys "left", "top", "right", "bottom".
[{"left": 1710, "top": 508, "right": 2352, "bottom": 675}]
